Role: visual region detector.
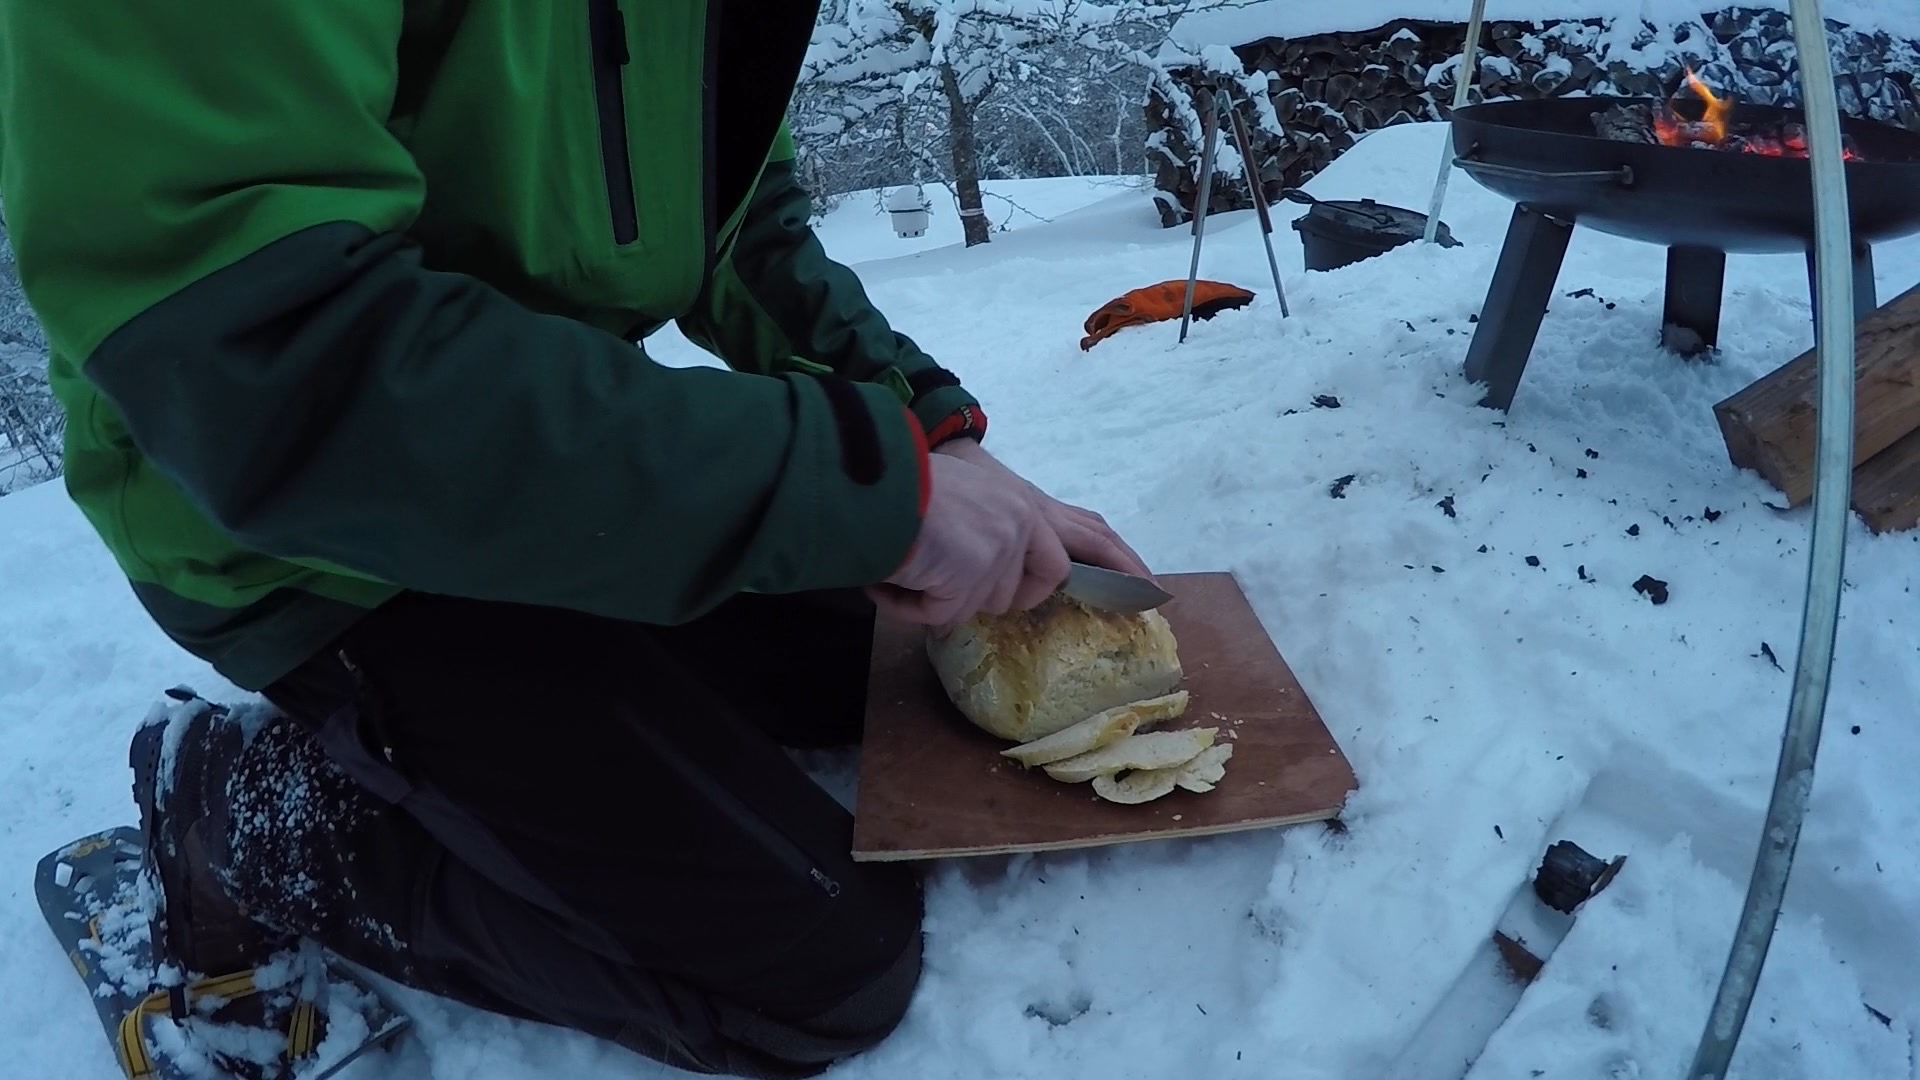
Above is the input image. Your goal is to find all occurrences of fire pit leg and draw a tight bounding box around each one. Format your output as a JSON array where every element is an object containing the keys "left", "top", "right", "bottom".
[
  {"left": 1661, "top": 246, "right": 1726, "bottom": 357},
  {"left": 1803, "top": 245, "right": 1878, "bottom": 326},
  {"left": 1464, "top": 204, "right": 1575, "bottom": 411}
]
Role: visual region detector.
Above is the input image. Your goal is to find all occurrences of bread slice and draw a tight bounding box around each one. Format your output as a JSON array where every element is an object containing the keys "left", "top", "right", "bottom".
[
  {"left": 1092, "top": 768, "right": 1180, "bottom": 804},
  {"left": 1173, "top": 743, "right": 1234, "bottom": 793},
  {"left": 1088, "top": 742, "right": 1236, "bottom": 804},
  {"left": 1042, "top": 728, "right": 1217, "bottom": 784},
  {"left": 1000, "top": 691, "right": 1190, "bottom": 767}
]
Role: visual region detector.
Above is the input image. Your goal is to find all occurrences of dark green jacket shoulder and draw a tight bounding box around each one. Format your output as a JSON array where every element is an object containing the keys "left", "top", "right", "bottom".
[{"left": 0, "top": 0, "right": 983, "bottom": 688}]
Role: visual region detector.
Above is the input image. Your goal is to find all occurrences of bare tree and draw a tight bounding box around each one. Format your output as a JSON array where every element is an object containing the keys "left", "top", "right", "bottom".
[
  {"left": 800, "top": 0, "right": 1228, "bottom": 246},
  {"left": 0, "top": 212, "right": 59, "bottom": 492},
  {"left": 0, "top": 359, "right": 62, "bottom": 493}
]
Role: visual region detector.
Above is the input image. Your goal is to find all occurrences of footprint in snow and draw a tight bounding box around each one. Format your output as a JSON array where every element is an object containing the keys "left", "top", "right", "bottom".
[{"left": 1024, "top": 991, "right": 1092, "bottom": 1027}]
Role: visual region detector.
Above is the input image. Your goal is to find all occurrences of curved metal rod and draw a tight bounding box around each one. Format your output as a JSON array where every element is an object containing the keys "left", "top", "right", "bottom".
[
  {"left": 1685, "top": 0, "right": 1856, "bottom": 1075},
  {"left": 1422, "top": 0, "right": 1488, "bottom": 243}
]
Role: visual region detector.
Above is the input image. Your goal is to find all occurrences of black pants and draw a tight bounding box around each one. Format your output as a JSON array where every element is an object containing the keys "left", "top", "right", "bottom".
[{"left": 248, "top": 589, "right": 923, "bottom": 1079}]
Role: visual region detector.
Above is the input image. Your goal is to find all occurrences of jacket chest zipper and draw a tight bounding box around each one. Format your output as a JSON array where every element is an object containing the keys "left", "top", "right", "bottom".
[
  {"left": 588, "top": 0, "right": 638, "bottom": 245},
  {"left": 698, "top": 0, "right": 721, "bottom": 291}
]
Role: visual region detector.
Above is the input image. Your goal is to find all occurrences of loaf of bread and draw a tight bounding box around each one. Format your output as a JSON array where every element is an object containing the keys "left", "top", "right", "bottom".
[{"left": 924, "top": 593, "right": 1183, "bottom": 743}]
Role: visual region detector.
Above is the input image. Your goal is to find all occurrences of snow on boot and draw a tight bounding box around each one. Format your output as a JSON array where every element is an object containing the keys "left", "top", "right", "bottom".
[
  {"left": 129, "top": 689, "right": 293, "bottom": 983},
  {"left": 35, "top": 687, "right": 410, "bottom": 1080}
]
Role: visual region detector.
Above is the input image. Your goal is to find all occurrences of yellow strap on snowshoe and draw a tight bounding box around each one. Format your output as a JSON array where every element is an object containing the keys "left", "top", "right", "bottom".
[{"left": 116, "top": 969, "right": 318, "bottom": 1079}]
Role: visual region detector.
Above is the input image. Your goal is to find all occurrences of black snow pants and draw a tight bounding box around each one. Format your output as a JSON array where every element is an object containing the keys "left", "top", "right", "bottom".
[{"left": 244, "top": 588, "right": 923, "bottom": 1079}]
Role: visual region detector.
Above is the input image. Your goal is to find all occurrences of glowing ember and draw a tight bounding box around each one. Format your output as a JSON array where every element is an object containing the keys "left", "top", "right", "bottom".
[{"left": 1653, "top": 67, "right": 1862, "bottom": 161}]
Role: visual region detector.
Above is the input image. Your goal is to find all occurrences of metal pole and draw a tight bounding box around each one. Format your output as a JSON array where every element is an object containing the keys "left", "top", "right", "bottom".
[
  {"left": 1422, "top": 0, "right": 1488, "bottom": 244},
  {"left": 1225, "top": 100, "right": 1290, "bottom": 318},
  {"left": 1685, "top": 0, "right": 1856, "bottom": 1074},
  {"left": 1179, "top": 89, "right": 1221, "bottom": 343}
]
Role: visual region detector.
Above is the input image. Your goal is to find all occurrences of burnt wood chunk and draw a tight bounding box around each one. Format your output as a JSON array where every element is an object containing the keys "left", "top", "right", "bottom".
[
  {"left": 1713, "top": 281, "right": 1920, "bottom": 506},
  {"left": 1592, "top": 102, "right": 1657, "bottom": 144}
]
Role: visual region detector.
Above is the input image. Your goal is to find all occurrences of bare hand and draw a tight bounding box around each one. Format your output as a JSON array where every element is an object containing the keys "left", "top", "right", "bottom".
[
  {"left": 868, "top": 452, "right": 1071, "bottom": 628},
  {"left": 934, "top": 439, "right": 1154, "bottom": 580}
]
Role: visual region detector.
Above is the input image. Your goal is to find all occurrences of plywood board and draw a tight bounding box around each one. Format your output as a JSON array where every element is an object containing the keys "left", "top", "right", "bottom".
[{"left": 851, "top": 572, "right": 1358, "bottom": 862}]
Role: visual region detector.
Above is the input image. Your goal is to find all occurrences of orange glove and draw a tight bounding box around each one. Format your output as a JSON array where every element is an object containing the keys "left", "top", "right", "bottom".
[{"left": 1079, "top": 280, "right": 1255, "bottom": 350}]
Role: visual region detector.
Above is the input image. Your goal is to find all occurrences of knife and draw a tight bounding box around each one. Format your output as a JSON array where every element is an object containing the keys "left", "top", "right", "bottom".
[{"left": 1059, "top": 562, "right": 1174, "bottom": 614}]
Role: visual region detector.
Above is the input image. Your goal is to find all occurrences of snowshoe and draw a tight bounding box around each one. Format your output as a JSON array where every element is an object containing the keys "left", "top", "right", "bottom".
[{"left": 35, "top": 685, "right": 411, "bottom": 1080}]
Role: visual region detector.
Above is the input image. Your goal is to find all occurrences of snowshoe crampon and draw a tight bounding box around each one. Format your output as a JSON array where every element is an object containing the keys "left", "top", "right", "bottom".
[{"left": 36, "top": 825, "right": 410, "bottom": 1080}]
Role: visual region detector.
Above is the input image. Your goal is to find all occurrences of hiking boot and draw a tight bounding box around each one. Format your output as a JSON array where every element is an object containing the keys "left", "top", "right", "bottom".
[{"left": 129, "top": 690, "right": 292, "bottom": 980}]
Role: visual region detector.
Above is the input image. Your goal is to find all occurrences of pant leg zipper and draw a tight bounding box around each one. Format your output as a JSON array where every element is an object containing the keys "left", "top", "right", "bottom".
[
  {"left": 587, "top": 0, "right": 639, "bottom": 245},
  {"left": 625, "top": 712, "right": 842, "bottom": 898}
]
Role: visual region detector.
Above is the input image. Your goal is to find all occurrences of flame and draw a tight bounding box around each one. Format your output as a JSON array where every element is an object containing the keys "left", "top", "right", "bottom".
[
  {"left": 1681, "top": 69, "right": 1732, "bottom": 142},
  {"left": 1651, "top": 66, "right": 1861, "bottom": 161},
  {"left": 1653, "top": 67, "right": 1731, "bottom": 146}
]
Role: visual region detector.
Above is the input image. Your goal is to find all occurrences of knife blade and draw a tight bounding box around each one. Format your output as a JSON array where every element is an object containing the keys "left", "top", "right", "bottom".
[{"left": 1059, "top": 562, "right": 1174, "bottom": 614}]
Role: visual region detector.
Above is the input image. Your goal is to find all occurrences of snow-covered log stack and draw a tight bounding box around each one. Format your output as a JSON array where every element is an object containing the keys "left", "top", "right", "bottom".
[{"left": 1150, "top": 7, "right": 1920, "bottom": 228}]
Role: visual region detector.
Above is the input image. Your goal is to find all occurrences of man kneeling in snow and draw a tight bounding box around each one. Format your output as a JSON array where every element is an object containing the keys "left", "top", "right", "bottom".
[{"left": 0, "top": 3, "right": 1150, "bottom": 1076}]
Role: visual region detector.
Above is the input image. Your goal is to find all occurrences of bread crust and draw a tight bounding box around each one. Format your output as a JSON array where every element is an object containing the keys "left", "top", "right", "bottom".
[{"left": 925, "top": 593, "right": 1183, "bottom": 742}]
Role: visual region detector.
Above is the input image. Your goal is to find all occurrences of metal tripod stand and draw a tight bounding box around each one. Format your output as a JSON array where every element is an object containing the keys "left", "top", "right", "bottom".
[{"left": 1178, "top": 86, "right": 1291, "bottom": 342}]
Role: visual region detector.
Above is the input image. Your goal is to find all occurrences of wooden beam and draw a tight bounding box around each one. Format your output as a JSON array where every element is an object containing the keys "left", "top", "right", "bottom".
[
  {"left": 1851, "top": 424, "right": 1920, "bottom": 534},
  {"left": 1714, "top": 281, "right": 1920, "bottom": 506}
]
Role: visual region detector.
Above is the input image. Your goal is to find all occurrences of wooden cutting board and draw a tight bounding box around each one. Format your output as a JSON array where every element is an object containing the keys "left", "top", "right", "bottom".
[{"left": 850, "top": 571, "right": 1358, "bottom": 862}]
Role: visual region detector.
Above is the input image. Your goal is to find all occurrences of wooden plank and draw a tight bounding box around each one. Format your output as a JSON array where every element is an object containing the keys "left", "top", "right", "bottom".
[
  {"left": 850, "top": 572, "right": 1358, "bottom": 862},
  {"left": 1713, "top": 281, "right": 1920, "bottom": 506},
  {"left": 1851, "top": 423, "right": 1920, "bottom": 533}
]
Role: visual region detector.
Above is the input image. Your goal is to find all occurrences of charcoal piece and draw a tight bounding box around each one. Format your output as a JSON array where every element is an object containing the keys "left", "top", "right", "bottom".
[
  {"left": 1632, "top": 574, "right": 1670, "bottom": 604},
  {"left": 1329, "top": 474, "right": 1356, "bottom": 499},
  {"left": 1525, "top": 555, "right": 1541, "bottom": 567},
  {"left": 1313, "top": 394, "right": 1342, "bottom": 409},
  {"left": 1592, "top": 102, "right": 1657, "bottom": 144},
  {"left": 1703, "top": 506, "right": 1723, "bottom": 522},
  {"left": 1438, "top": 495, "right": 1457, "bottom": 518},
  {"left": 1627, "top": 524, "right": 1641, "bottom": 536},
  {"left": 1533, "top": 840, "right": 1618, "bottom": 913},
  {"left": 1758, "top": 642, "right": 1782, "bottom": 671}
]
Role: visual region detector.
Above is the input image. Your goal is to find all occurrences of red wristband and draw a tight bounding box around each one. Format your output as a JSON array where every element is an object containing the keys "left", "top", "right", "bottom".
[{"left": 925, "top": 404, "right": 988, "bottom": 449}]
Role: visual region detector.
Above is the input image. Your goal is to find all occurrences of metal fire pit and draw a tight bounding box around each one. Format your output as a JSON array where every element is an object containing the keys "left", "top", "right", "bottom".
[{"left": 1448, "top": 95, "right": 1920, "bottom": 409}]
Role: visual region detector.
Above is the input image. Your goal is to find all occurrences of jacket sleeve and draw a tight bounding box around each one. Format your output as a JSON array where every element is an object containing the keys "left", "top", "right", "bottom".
[
  {"left": 676, "top": 124, "right": 989, "bottom": 448},
  {"left": 0, "top": 1, "right": 929, "bottom": 624}
]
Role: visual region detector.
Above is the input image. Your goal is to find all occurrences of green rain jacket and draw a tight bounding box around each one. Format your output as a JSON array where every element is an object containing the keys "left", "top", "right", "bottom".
[{"left": 0, "top": 0, "right": 987, "bottom": 690}]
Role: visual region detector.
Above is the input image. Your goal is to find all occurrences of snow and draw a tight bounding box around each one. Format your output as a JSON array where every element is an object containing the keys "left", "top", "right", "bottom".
[
  {"left": 1165, "top": 0, "right": 1920, "bottom": 53},
  {"left": 7, "top": 120, "right": 1920, "bottom": 1079}
]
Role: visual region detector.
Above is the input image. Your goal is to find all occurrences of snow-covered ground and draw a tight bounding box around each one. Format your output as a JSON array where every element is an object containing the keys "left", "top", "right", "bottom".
[{"left": 7, "top": 121, "right": 1920, "bottom": 1079}]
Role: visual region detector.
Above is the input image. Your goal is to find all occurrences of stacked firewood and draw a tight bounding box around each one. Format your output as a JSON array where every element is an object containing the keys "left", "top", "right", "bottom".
[
  {"left": 1150, "top": 7, "right": 1920, "bottom": 229},
  {"left": 1715, "top": 283, "right": 1920, "bottom": 533},
  {"left": 1149, "top": 19, "right": 1474, "bottom": 227}
]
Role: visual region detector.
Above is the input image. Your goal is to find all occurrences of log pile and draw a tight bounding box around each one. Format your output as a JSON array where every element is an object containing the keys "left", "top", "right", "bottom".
[
  {"left": 1714, "top": 282, "right": 1920, "bottom": 533},
  {"left": 1150, "top": 7, "right": 1920, "bottom": 228}
]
